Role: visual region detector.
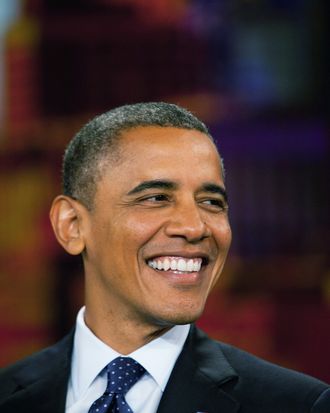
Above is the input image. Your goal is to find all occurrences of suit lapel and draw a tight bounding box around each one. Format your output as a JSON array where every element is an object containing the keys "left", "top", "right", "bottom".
[
  {"left": 157, "top": 326, "right": 240, "bottom": 413},
  {"left": 0, "top": 332, "right": 73, "bottom": 413},
  {"left": 1, "top": 326, "right": 240, "bottom": 413}
]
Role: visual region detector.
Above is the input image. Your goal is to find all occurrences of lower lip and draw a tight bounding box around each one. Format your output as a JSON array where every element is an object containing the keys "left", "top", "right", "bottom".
[{"left": 148, "top": 266, "right": 202, "bottom": 285}]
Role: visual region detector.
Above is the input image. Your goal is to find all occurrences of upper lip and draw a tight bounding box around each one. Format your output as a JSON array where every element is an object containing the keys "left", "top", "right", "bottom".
[{"left": 145, "top": 251, "right": 210, "bottom": 264}]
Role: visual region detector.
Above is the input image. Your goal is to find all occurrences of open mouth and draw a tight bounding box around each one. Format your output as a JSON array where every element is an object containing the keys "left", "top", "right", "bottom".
[{"left": 147, "top": 256, "right": 207, "bottom": 273}]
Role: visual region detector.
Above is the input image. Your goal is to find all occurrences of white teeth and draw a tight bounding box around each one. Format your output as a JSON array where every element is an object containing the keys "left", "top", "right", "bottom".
[
  {"left": 177, "top": 259, "right": 186, "bottom": 271},
  {"left": 193, "top": 261, "right": 200, "bottom": 272},
  {"left": 147, "top": 257, "right": 203, "bottom": 273},
  {"left": 170, "top": 260, "right": 177, "bottom": 270},
  {"left": 163, "top": 258, "right": 170, "bottom": 271}
]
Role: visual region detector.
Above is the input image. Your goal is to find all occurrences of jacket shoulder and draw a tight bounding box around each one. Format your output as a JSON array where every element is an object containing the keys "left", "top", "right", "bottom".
[
  {"left": 217, "top": 338, "right": 329, "bottom": 411},
  {"left": 192, "top": 327, "right": 329, "bottom": 412},
  {"left": 0, "top": 332, "right": 73, "bottom": 398}
]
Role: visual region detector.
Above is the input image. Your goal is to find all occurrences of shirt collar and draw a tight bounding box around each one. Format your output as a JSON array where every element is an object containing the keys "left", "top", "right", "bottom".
[
  {"left": 130, "top": 321, "right": 190, "bottom": 391},
  {"left": 71, "top": 307, "right": 190, "bottom": 399}
]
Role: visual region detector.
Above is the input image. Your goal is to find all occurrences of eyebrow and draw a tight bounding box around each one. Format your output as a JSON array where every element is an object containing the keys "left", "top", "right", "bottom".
[
  {"left": 201, "top": 183, "right": 228, "bottom": 202},
  {"left": 127, "top": 180, "right": 228, "bottom": 201},
  {"left": 127, "top": 180, "right": 178, "bottom": 195}
]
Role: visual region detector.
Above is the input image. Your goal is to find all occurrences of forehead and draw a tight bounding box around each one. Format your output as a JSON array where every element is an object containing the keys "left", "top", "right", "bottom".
[{"left": 103, "top": 126, "right": 223, "bottom": 185}]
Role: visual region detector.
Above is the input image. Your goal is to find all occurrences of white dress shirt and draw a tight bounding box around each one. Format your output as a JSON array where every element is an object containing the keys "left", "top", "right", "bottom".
[{"left": 66, "top": 307, "right": 190, "bottom": 413}]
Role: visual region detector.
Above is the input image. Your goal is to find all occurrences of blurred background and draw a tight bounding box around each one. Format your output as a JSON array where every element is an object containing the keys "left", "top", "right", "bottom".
[{"left": 0, "top": 0, "right": 329, "bottom": 382}]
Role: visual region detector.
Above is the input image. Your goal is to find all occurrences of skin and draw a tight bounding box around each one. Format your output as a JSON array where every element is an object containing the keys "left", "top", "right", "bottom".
[{"left": 51, "top": 126, "right": 232, "bottom": 354}]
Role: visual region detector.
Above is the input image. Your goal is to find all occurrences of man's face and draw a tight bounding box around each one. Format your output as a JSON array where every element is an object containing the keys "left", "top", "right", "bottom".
[{"left": 82, "top": 126, "right": 231, "bottom": 329}]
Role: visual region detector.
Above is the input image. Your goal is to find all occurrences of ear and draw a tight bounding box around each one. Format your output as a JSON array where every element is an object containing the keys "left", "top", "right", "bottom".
[{"left": 49, "top": 195, "right": 86, "bottom": 255}]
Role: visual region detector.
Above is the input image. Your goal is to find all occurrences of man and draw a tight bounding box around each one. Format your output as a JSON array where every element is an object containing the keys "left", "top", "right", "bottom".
[{"left": 0, "top": 102, "right": 329, "bottom": 413}]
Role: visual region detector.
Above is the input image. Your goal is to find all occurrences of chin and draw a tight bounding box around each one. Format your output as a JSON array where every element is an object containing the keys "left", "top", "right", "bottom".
[{"left": 152, "top": 305, "right": 205, "bottom": 327}]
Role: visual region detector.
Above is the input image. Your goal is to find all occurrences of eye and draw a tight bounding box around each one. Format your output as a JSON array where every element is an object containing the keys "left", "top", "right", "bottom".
[
  {"left": 136, "top": 193, "right": 171, "bottom": 206},
  {"left": 200, "top": 198, "right": 228, "bottom": 212},
  {"left": 144, "top": 194, "right": 169, "bottom": 202}
]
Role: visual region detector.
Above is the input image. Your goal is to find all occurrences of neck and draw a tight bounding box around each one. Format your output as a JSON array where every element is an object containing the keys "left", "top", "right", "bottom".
[{"left": 84, "top": 304, "right": 173, "bottom": 354}]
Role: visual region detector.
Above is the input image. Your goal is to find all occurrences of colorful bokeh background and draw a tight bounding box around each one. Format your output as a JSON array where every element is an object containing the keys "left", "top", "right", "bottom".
[{"left": 0, "top": 0, "right": 329, "bottom": 382}]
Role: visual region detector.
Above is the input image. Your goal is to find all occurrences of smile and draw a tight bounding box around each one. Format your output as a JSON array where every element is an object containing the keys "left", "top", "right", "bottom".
[{"left": 147, "top": 256, "right": 203, "bottom": 273}]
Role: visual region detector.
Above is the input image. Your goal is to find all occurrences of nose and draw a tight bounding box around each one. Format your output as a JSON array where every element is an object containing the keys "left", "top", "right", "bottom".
[{"left": 164, "top": 200, "right": 211, "bottom": 243}]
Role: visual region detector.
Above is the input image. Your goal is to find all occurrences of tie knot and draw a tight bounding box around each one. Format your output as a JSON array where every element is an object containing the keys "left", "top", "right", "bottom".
[{"left": 106, "top": 357, "right": 145, "bottom": 395}]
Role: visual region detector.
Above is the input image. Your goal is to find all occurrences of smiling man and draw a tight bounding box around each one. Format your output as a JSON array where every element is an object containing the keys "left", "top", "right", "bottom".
[{"left": 0, "top": 103, "right": 329, "bottom": 413}]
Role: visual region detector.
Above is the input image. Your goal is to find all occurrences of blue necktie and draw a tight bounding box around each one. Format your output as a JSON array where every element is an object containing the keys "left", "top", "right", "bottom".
[{"left": 89, "top": 357, "right": 145, "bottom": 413}]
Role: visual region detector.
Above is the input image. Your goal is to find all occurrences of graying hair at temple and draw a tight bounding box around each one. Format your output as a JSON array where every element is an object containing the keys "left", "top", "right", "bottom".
[{"left": 62, "top": 102, "right": 218, "bottom": 210}]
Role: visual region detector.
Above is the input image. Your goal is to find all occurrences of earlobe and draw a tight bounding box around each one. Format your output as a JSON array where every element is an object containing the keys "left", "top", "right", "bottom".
[{"left": 49, "top": 195, "right": 86, "bottom": 255}]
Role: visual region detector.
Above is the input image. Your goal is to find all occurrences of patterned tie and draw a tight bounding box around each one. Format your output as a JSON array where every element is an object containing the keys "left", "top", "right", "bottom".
[{"left": 89, "top": 357, "right": 145, "bottom": 413}]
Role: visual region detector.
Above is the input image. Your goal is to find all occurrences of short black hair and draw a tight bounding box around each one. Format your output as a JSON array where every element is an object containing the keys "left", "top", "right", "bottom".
[{"left": 62, "top": 102, "right": 215, "bottom": 209}]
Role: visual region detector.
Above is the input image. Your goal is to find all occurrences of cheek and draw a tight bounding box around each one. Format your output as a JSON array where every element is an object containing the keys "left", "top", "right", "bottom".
[
  {"left": 120, "top": 213, "right": 164, "bottom": 246},
  {"left": 224, "top": 224, "right": 232, "bottom": 246},
  {"left": 213, "top": 220, "right": 232, "bottom": 250}
]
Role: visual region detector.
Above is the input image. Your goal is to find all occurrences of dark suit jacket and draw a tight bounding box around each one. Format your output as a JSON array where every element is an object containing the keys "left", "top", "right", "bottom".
[{"left": 0, "top": 326, "right": 329, "bottom": 413}]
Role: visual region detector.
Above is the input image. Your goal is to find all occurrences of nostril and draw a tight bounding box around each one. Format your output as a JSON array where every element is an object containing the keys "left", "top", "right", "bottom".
[{"left": 164, "top": 208, "right": 211, "bottom": 243}]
